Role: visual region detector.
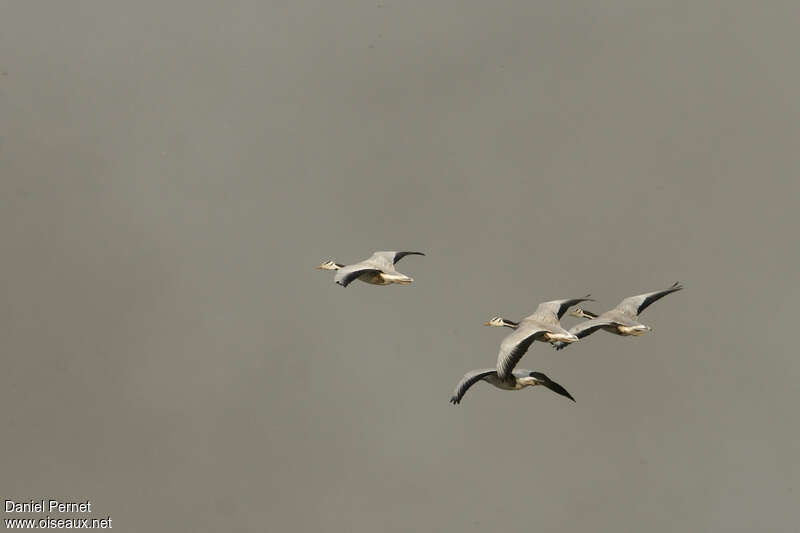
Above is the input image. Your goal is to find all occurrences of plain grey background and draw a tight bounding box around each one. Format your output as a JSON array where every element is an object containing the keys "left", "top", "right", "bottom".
[{"left": 2, "top": 1, "right": 798, "bottom": 531}]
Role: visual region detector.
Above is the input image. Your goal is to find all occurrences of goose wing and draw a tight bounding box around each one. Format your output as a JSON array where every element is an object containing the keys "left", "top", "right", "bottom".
[
  {"left": 497, "top": 323, "right": 548, "bottom": 380},
  {"left": 530, "top": 295, "right": 594, "bottom": 321},
  {"left": 552, "top": 317, "right": 618, "bottom": 351},
  {"left": 616, "top": 282, "right": 683, "bottom": 317},
  {"left": 333, "top": 264, "right": 381, "bottom": 287},
  {"left": 368, "top": 251, "right": 425, "bottom": 268},
  {"left": 528, "top": 371, "right": 576, "bottom": 401},
  {"left": 449, "top": 369, "right": 496, "bottom": 405}
]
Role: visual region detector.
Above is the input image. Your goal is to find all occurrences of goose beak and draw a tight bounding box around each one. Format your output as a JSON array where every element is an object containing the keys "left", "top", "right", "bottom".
[{"left": 484, "top": 321, "right": 492, "bottom": 326}]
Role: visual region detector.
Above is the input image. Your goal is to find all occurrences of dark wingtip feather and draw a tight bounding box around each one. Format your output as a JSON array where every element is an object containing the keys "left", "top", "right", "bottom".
[
  {"left": 393, "top": 251, "right": 426, "bottom": 265},
  {"left": 449, "top": 396, "right": 460, "bottom": 405},
  {"left": 548, "top": 381, "right": 576, "bottom": 402},
  {"left": 531, "top": 372, "right": 575, "bottom": 402}
]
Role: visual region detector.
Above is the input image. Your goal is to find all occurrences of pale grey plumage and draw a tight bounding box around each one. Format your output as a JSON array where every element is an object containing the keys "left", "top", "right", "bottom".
[
  {"left": 525, "top": 295, "right": 595, "bottom": 324},
  {"left": 449, "top": 368, "right": 496, "bottom": 404},
  {"left": 318, "top": 250, "right": 425, "bottom": 287},
  {"left": 333, "top": 264, "right": 381, "bottom": 287},
  {"left": 449, "top": 368, "right": 575, "bottom": 405},
  {"left": 368, "top": 251, "right": 425, "bottom": 267},
  {"left": 496, "top": 325, "right": 549, "bottom": 379},
  {"left": 553, "top": 282, "right": 684, "bottom": 350},
  {"left": 557, "top": 316, "right": 625, "bottom": 342},
  {"left": 494, "top": 295, "right": 592, "bottom": 379},
  {"left": 615, "top": 282, "right": 683, "bottom": 317}
]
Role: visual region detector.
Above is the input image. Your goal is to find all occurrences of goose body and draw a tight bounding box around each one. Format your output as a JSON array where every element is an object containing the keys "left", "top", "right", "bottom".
[
  {"left": 449, "top": 368, "right": 575, "bottom": 404},
  {"left": 553, "top": 282, "right": 684, "bottom": 350},
  {"left": 317, "top": 251, "right": 425, "bottom": 287},
  {"left": 448, "top": 295, "right": 590, "bottom": 405},
  {"left": 485, "top": 295, "right": 594, "bottom": 353}
]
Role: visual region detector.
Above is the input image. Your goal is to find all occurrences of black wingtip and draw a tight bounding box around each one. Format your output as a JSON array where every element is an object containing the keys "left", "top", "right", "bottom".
[
  {"left": 552, "top": 383, "right": 576, "bottom": 402},
  {"left": 533, "top": 373, "right": 575, "bottom": 402},
  {"left": 449, "top": 396, "right": 460, "bottom": 405},
  {"left": 563, "top": 386, "right": 576, "bottom": 402}
]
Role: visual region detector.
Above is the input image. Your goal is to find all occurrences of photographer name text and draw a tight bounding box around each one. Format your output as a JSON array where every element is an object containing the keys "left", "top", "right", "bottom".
[{"left": 5, "top": 500, "right": 92, "bottom": 514}]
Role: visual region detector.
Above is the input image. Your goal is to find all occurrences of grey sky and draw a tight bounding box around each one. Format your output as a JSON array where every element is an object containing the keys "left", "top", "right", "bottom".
[{"left": 2, "top": 1, "right": 798, "bottom": 531}]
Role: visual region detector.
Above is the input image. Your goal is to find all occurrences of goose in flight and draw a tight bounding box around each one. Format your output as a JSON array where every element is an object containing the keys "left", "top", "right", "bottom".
[
  {"left": 491, "top": 296, "right": 592, "bottom": 378},
  {"left": 317, "top": 251, "right": 425, "bottom": 287},
  {"left": 484, "top": 294, "right": 593, "bottom": 341},
  {"left": 449, "top": 368, "right": 575, "bottom": 405},
  {"left": 449, "top": 297, "right": 589, "bottom": 405},
  {"left": 552, "top": 282, "right": 684, "bottom": 350}
]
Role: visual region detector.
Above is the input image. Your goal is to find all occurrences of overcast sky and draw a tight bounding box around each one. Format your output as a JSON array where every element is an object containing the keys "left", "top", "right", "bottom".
[{"left": 2, "top": 1, "right": 799, "bottom": 531}]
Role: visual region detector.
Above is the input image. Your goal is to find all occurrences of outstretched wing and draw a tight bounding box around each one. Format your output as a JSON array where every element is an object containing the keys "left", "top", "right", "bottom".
[
  {"left": 552, "top": 317, "right": 617, "bottom": 351},
  {"left": 497, "top": 325, "right": 548, "bottom": 380},
  {"left": 449, "top": 369, "right": 496, "bottom": 405},
  {"left": 529, "top": 372, "right": 576, "bottom": 402},
  {"left": 531, "top": 295, "right": 594, "bottom": 321},
  {"left": 333, "top": 265, "right": 381, "bottom": 287},
  {"left": 391, "top": 251, "right": 425, "bottom": 264},
  {"left": 369, "top": 251, "right": 425, "bottom": 267},
  {"left": 616, "top": 282, "right": 683, "bottom": 317}
]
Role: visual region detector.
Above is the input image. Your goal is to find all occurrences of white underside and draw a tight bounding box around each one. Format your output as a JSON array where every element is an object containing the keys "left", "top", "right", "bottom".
[
  {"left": 360, "top": 272, "right": 413, "bottom": 285},
  {"left": 617, "top": 325, "right": 650, "bottom": 336},
  {"left": 544, "top": 332, "right": 579, "bottom": 343}
]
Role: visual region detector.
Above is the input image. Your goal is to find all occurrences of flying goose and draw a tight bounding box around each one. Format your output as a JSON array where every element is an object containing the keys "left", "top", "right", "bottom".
[
  {"left": 552, "top": 282, "right": 684, "bottom": 350},
  {"left": 484, "top": 295, "right": 593, "bottom": 343},
  {"left": 448, "top": 295, "right": 590, "bottom": 405},
  {"left": 449, "top": 368, "right": 575, "bottom": 405},
  {"left": 317, "top": 251, "right": 424, "bottom": 287},
  {"left": 492, "top": 296, "right": 592, "bottom": 377}
]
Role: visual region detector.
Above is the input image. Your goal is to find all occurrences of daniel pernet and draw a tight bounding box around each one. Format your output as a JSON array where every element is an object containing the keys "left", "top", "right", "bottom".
[{"left": 5, "top": 499, "right": 92, "bottom": 513}]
